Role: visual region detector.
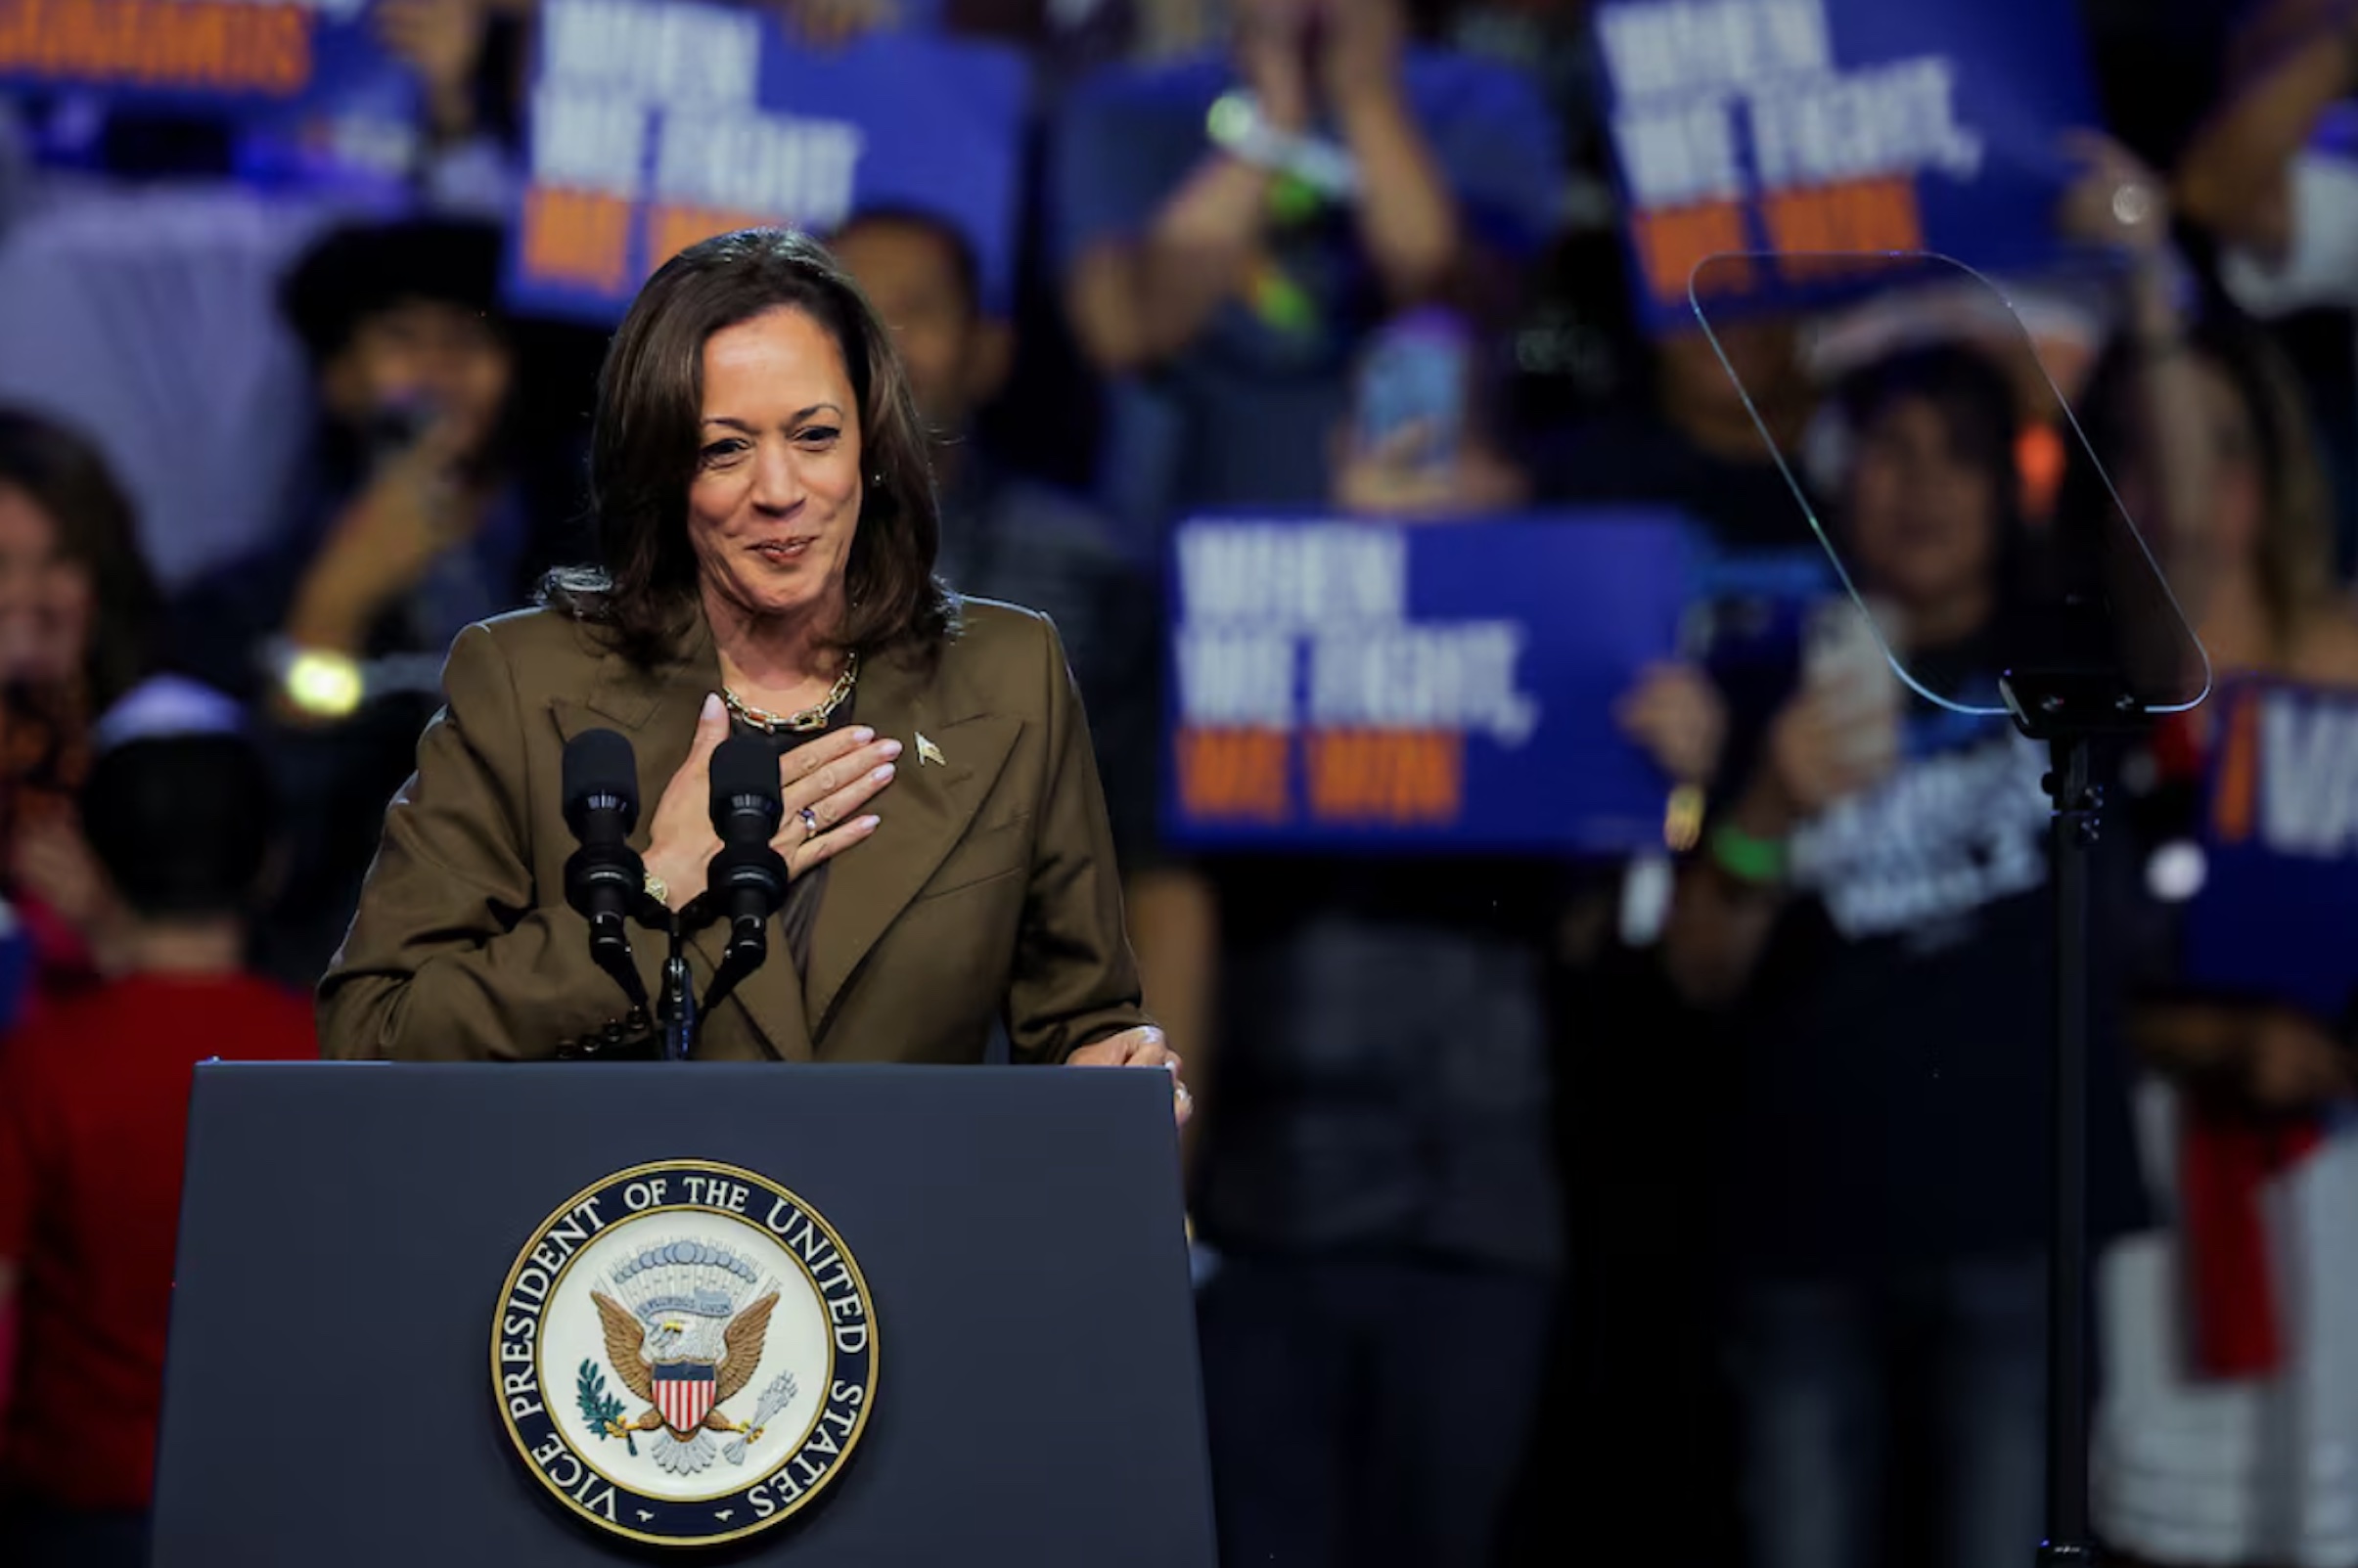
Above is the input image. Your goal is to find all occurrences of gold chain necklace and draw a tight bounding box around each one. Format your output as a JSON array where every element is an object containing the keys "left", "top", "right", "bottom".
[{"left": 723, "top": 653, "right": 860, "bottom": 735}]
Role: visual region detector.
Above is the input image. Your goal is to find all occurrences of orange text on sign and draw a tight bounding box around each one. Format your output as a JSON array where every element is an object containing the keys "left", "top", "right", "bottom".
[
  {"left": 521, "top": 187, "right": 635, "bottom": 298},
  {"left": 1304, "top": 730, "right": 1464, "bottom": 827},
  {"left": 646, "top": 206, "right": 773, "bottom": 277},
  {"left": 0, "top": 0, "right": 312, "bottom": 96},
  {"left": 1632, "top": 200, "right": 1753, "bottom": 307},
  {"left": 1176, "top": 729, "right": 1291, "bottom": 825},
  {"left": 1761, "top": 177, "right": 1926, "bottom": 275},
  {"left": 2213, "top": 688, "right": 2261, "bottom": 844}
]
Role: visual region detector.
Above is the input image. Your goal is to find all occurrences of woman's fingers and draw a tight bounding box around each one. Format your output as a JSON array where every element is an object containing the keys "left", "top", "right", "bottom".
[
  {"left": 777, "top": 739, "right": 898, "bottom": 833},
  {"left": 1072, "top": 1025, "right": 1176, "bottom": 1068},
  {"left": 685, "top": 693, "right": 732, "bottom": 770},
  {"left": 766, "top": 732, "right": 899, "bottom": 874},
  {"left": 783, "top": 813, "right": 881, "bottom": 879},
  {"left": 1066, "top": 1027, "right": 1192, "bottom": 1125},
  {"left": 779, "top": 727, "right": 896, "bottom": 790},
  {"left": 779, "top": 723, "right": 875, "bottom": 779},
  {"left": 771, "top": 766, "right": 894, "bottom": 852}
]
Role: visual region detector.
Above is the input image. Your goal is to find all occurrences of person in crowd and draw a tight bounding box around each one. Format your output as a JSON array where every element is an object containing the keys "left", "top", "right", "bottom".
[
  {"left": 1048, "top": 12, "right": 1602, "bottom": 1561},
  {"left": 1534, "top": 318, "right": 1819, "bottom": 550},
  {"left": 1055, "top": 0, "right": 1559, "bottom": 546},
  {"left": 1657, "top": 342, "right": 2150, "bottom": 1568},
  {"left": 171, "top": 215, "right": 588, "bottom": 991},
  {"left": 827, "top": 205, "right": 1212, "bottom": 1084},
  {"left": 319, "top": 228, "right": 1185, "bottom": 1106},
  {"left": 2171, "top": 0, "right": 2358, "bottom": 278},
  {"left": 828, "top": 206, "right": 1161, "bottom": 869},
  {"left": 2086, "top": 314, "right": 2358, "bottom": 1568},
  {"left": 0, "top": 410, "right": 162, "bottom": 1025},
  {"left": 0, "top": 688, "right": 318, "bottom": 1568},
  {"left": 0, "top": 0, "right": 521, "bottom": 594},
  {"left": 1152, "top": 317, "right": 1719, "bottom": 1566},
  {"left": 2169, "top": 0, "right": 2358, "bottom": 571}
]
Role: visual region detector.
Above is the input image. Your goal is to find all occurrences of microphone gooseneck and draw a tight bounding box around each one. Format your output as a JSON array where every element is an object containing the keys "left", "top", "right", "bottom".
[
  {"left": 689, "top": 736, "right": 791, "bottom": 1028},
  {"left": 562, "top": 728, "right": 651, "bottom": 1014},
  {"left": 705, "top": 737, "right": 790, "bottom": 970}
]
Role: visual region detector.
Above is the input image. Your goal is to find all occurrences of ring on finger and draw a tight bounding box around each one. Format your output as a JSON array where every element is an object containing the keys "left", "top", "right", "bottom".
[{"left": 799, "top": 806, "right": 821, "bottom": 835}]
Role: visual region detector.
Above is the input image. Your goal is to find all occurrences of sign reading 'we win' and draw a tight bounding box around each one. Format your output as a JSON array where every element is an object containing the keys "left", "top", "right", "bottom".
[
  {"left": 1592, "top": 0, "right": 2101, "bottom": 333},
  {"left": 508, "top": 0, "right": 1027, "bottom": 323},
  {"left": 2190, "top": 680, "right": 2358, "bottom": 1024},
  {"left": 1163, "top": 514, "right": 1693, "bottom": 856}
]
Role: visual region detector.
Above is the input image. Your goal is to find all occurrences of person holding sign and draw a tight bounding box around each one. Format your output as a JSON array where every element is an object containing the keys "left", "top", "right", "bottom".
[
  {"left": 1660, "top": 344, "right": 2149, "bottom": 1568},
  {"left": 827, "top": 206, "right": 1161, "bottom": 869},
  {"left": 1056, "top": 0, "right": 1560, "bottom": 537},
  {"left": 2077, "top": 315, "right": 2358, "bottom": 1568},
  {"left": 319, "top": 229, "right": 1185, "bottom": 1104}
]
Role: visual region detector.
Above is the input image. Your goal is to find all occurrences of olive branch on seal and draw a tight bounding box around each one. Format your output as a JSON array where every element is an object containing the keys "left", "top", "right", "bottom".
[{"left": 577, "top": 1361, "right": 637, "bottom": 1456}]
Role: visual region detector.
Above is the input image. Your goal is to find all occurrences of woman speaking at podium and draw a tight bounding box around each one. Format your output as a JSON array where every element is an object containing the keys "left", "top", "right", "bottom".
[{"left": 319, "top": 228, "right": 1182, "bottom": 1102}]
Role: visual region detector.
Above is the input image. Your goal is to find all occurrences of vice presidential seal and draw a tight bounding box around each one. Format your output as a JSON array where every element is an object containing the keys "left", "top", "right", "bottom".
[{"left": 492, "top": 1161, "right": 878, "bottom": 1546}]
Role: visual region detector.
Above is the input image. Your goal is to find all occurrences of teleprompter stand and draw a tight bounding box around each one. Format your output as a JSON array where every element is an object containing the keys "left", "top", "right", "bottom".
[{"left": 1999, "top": 665, "right": 2153, "bottom": 1568}]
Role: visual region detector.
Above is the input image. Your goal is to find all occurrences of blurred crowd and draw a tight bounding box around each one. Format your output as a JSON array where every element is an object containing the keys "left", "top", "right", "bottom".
[{"left": 4, "top": 0, "right": 2358, "bottom": 1565}]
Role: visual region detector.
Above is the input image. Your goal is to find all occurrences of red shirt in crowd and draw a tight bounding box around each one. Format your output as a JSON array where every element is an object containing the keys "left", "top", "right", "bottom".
[{"left": 0, "top": 972, "right": 316, "bottom": 1510}]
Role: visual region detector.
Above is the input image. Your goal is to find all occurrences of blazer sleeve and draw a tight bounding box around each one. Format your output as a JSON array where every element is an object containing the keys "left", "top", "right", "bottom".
[
  {"left": 1003, "top": 614, "right": 1156, "bottom": 1065},
  {"left": 318, "top": 623, "right": 661, "bottom": 1060}
]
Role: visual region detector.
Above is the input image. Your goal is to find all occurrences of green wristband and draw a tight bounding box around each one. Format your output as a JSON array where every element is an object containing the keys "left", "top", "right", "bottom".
[{"left": 1709, "top": 822, "right": 1790, "bottom": 886}]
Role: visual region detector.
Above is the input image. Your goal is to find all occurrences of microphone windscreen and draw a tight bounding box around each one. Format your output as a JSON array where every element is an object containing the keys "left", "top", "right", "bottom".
[
  {"left": 709, "top": 736, "right": 784, "bottom": 832},
  {"left": 563, "top": 729, "right": 640, "bottom": 834}
]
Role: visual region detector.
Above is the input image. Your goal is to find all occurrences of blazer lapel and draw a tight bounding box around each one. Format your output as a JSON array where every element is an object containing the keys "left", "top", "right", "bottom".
[
  {"left": 545, "top": 620, "right": 816, "bottom": 1063},
  {"left": 805, "top": 643, "right": 1020, "bottom": 1043}
]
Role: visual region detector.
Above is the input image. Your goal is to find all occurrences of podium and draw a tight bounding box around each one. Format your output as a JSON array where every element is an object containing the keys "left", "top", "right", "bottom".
[{"left": 151, "top": 1062, "right": 1216, "bottom": 1566}]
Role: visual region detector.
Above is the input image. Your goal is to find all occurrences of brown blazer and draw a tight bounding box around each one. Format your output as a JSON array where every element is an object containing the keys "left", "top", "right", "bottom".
[{"left": 318, "top": 599, "right": 1151, "bottom": 1064}]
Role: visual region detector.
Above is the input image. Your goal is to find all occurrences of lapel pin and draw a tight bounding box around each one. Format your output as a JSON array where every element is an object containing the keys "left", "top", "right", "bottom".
[{"left": 915, "top": 732, "right": 945, "bottom": 768}]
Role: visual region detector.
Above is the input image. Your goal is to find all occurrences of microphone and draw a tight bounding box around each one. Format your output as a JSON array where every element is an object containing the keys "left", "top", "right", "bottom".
[
  {"left": 562, "top": 729, "right": 650, "bottom": 1012},
  {"left": 705, "top": 737, "right": 789, "bottom": 966}
]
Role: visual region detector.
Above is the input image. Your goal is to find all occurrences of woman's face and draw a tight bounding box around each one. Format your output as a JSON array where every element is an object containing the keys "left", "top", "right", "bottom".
[
  {"left": 0, "top": 485, "right": 93, "bottom": 686},
  {"left": 2113, "top": 359, "right": 2265, "bottom": 579},
  {"left": 687, "top": 306, "right": 865, "bottom": 633},
  {"left": 1846, "top": 395, "right": 2002, "bottom": 617}
]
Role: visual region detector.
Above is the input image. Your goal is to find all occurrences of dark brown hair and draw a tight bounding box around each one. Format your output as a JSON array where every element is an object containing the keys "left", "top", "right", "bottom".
[
  {"left": 544, "top": 228, "right": 954, "bottom": 667},
  {"left": 2067, "top": 316, "right": 2334, "bottom": 657},
  {"left": 1834, "top": 342, "right": 2034, "bottom": 617},
  {"left": 0, "top": 407, "right": 160, "bottom": 708}
]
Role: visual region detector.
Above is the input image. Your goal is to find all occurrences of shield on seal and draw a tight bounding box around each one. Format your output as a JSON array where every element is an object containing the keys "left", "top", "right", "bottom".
[{"left": 654, "top": 1362, "right": 717, "bottom": 1435}]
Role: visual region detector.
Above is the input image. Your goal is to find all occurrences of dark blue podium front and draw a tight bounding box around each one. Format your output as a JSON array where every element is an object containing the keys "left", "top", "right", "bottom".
[{"left": 152, "top": 1062, "right": 1215, "bottom": 1566}]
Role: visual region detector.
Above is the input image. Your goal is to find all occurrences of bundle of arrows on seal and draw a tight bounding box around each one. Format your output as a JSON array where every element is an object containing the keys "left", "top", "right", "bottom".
[{"left": 725, "top": 1372, "right": 799, "bottom": 1465}]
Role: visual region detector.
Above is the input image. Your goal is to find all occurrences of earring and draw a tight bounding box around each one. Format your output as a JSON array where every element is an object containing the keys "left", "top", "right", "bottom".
[{"left": 870, "top": 471, "right": 886, "bottom": 487}]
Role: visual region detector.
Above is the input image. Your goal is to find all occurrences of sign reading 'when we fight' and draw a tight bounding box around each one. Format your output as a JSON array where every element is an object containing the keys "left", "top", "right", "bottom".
[
  {"left": 507, "top": 0, "right": 1027, "bottom": 322},
  {"left": 1592, "top": 0, "right": 2104, "bottom": 332},
  {"left": 1162, "top": 514, "right": 1694, "bottom": 856}
]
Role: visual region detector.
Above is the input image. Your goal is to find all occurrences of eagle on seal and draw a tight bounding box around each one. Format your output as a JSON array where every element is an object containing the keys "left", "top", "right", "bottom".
[{"left": 591, "top": 1285, "right": 780, "bottom": 1476}]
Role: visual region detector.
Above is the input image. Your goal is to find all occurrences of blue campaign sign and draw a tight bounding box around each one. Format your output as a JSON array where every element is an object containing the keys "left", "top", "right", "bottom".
[
  {"left": 1163, "top": 510, "right": 1697, "bottom": 857},
  {"left": 0, "top": 0, "right": 422, "bottom": 190},
  {"left": 505, "top": 2, "right": 1029, "bottom": 325},
  {"left": 2187, "top": 679, "right": 2358, "bottom": 1024},
  {"left": 1591, "top": 0, "right": 2104, "bottom": 335},
  {"left": 0, "top": 0, "right": 382, "bottom": 106}
]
